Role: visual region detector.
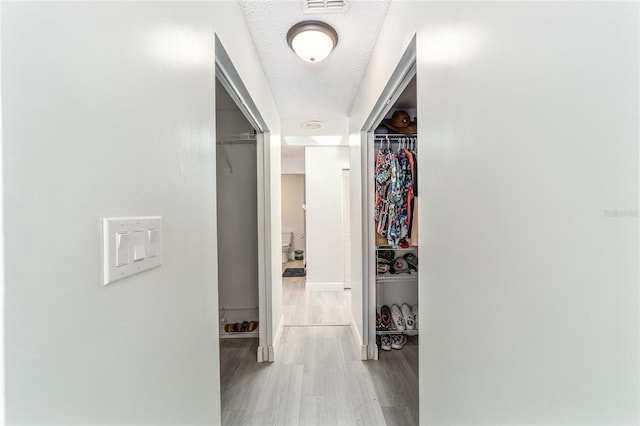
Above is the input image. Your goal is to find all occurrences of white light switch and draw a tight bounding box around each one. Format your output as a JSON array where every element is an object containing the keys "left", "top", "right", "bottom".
[
  {"left": 103, "top": 217, "right": 162, "bottom": 285},
  {"left": 132, "top": 230, "right": 146, "bottom": 261},
  {"left": 115, "top": 232, "right": 130, "bottom": 267},
  {"left": 147, "top": 228, "right": 159, "bottom": 258}
]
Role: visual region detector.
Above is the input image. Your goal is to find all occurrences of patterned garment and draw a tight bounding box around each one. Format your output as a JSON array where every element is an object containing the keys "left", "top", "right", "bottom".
[
  {"left": 375, "top": 149, "right": 392, "bottom": 224},
  {"left": 374, "top": 146, "right": 416, "bottom": 245}
]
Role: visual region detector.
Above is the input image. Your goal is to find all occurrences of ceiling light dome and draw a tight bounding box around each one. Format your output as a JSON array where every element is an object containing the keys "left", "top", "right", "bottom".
[{"left": 287, "top": 20, "right": 338, "bottom": 63}]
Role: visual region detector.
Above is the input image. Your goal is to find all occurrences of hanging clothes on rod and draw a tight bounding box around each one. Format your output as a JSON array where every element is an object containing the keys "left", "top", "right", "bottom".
[{"left": 374, "top": 134, "right": 417, "bottom": 246}]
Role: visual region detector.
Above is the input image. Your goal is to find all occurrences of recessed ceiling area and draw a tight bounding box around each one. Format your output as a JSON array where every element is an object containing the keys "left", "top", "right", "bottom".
[{"left": 238, "top": 0, "right": 391, "bottom": 154}]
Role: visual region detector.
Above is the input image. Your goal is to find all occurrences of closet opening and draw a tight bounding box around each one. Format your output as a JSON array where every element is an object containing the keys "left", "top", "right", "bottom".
[
  {"left": 214, "top": 36, "right": 272, "bottom": 367},
  {"left": 371, "top": 75, "right": 418, "bottom": 359},
  {"left": 361, "top": 35, "right": 418, "bottom": 423},
  {"left": 215, "top": 75, "right": 260, "bottom": 347}
]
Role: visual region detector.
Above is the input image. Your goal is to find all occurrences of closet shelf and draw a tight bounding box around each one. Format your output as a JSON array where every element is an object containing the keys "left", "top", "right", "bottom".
[
  {"left": 376, "top": 329, "right": 419, "bottom": 336},
  {"left": 374, "top": 134, "right": 418, "bottom": 140},
  {"left": 220, "top": 329, "right": 259, "bottom": 339},
  {"left": 219, "top": 307, "right": 259, "bottom": 339},
  {"left": 376, "top": 275, "right": 418, "bottom": 282},
  {"left": 376, "top": 246, "right": 419, "bottom": 251}
]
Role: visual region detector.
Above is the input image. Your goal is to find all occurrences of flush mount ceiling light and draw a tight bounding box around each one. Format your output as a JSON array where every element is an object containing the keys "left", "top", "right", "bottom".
[
  {"left": 287, "top": 20, "right": 338, "bottom": 63},
  {"left": 301, "top": 120, "right": 324, "bottom": 130}
]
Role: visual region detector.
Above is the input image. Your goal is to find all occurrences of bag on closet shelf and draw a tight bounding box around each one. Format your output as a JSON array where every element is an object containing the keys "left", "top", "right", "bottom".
[{"left": 378, "top": 250, "right": 394, "bottom": 262}]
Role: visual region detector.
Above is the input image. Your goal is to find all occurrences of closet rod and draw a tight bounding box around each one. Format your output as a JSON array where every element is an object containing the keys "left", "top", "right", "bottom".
[
  {"left": 374, "top": 135, "right": 417, "bottom": 141},
  {"left": 217, "top": 134, "right": 257, "bottom": 145},
  {"left": 217, "top": 140, "right": 257, "bottom": 145}
]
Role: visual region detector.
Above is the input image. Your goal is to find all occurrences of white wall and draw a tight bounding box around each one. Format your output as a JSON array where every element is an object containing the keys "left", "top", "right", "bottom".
[
  {"left": 281, "top": 152, "right": 305, "bottom": 174},
  {"left": 351, "top": 1, "right": 639, "bottom": 424},
  {"left": 216, "top": 109, "right": 258, "bottom": 309},
  {"left": 281, "top": 174, "right": 305, "bottom": 256},
  {"left": 305, "top": 147, "right": 350, "bottom": 290},
  {"left": 2, "top": 1, "right": 281, "bottom": 424},
  {"left": 0, "top": 4, "right": 5, "bottom": 422}
]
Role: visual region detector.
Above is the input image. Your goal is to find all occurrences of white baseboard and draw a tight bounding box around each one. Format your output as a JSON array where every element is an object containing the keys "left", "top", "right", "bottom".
[
  {"left": 256, "top": 346, "right": 267, "bottom": 362},
  {"left": 369, "top": 344, "right": 379, "bottom": 360},
  {"left": 349, "top": 313, "right": 367, "bottom": 361},
  {"left": 270, "top": 313, "right": 285, "bottom": 362},
  {"left": 305, "top": 282, "right": 343, "bottom": 292}
]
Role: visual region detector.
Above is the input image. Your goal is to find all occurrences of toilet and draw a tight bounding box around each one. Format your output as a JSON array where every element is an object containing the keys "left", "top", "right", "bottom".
[{"left": 282, "top": 232, "right": 293, "bottom": 263}]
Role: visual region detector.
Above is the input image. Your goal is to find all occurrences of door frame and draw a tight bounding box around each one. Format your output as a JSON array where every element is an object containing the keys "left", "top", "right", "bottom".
[
  {"left": 342, "top": 168, "right": 352, "bottom": 289},
  {"left": 215, "top": 36, "right": 274, "bottom": 362}
]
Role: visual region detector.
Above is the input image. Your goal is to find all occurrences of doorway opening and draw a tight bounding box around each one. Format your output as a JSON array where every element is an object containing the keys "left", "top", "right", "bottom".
[
  {"left": 214, "top": 36, "right": 272, "bottom": 367},
  {"left": 280, "top": 118, "right": 352, "bottom": 328},
  {"left": 215, "top": 75, "right": 260, "bottom": 346},
  {"left": 360, "top": 34, "right": 418, "bottom": 423},
  {"left": 280, "top": 162, "right": 352, "bottom": 326},
  {"left": 281, "top": 173, "right": 305, "bottom": 268}
]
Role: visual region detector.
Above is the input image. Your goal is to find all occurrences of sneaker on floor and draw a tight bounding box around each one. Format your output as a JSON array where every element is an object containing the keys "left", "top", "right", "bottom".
[
  {"left": 390, "top": 304, "right": 405, "bottom": 331},
  {"left": 380, "top": 335, "right": 392, "bottom": 351},
  {"left": 390, "top": 334, "right": 407, "bottom": 350}
]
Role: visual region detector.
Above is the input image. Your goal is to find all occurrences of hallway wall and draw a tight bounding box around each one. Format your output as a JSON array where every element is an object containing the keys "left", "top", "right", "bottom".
[
  {"left": 351, "top": 1, "right": 639, "bottom": 424},
  {"left": 2, "top": 2, "right": 280, "bottom": 424},
  {"left": 282, "top": 151, "right": 305, "bottom": 174},
  {"left": 305, "top": 147, "right": 350, "bottom": 290}
]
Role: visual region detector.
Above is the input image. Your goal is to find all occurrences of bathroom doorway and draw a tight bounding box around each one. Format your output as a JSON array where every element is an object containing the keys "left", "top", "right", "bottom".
[
  {"left": 281, "top": 174, "right": 305, "bottom": 266},
  {"left": 281, "top": 162, "right": 352, "bottom": 326}
]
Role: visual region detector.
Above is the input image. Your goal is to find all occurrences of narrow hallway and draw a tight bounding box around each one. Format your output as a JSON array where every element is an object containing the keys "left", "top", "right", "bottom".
[{"left": 220, "top": 261, "right": 418, "bottom": 426}]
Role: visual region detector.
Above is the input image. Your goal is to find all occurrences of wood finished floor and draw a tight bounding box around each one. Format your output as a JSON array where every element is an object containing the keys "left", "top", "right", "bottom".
[
  {"left": 282, "top": 260, "right": 351, "bottom": 326},
  {"left": 220, "top": 261, "right": 418, "bottom": 426}
]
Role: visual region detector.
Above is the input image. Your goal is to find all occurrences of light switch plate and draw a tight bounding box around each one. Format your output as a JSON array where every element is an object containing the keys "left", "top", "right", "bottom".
[{"left": 103, "top": 217, "right": 162, "bottom": 285}]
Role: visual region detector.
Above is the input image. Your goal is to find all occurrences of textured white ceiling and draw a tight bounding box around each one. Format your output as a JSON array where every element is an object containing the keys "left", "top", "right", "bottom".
[{"left": 238, "top": 0, "right": 390, "bottom": 142}]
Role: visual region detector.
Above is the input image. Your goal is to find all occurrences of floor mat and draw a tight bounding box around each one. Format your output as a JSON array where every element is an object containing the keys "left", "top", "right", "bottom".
[{"left": 283, "top": 268, "right": 306, "bottom": 278}]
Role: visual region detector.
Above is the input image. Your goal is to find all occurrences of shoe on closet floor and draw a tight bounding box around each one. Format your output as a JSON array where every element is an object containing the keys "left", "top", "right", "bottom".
[
  {"left": 390, "top": 304, "right": 405, "bottom": 331},
  {"left": 380, "top": 335, "right": 392, "bottom": 351},
  {"left": 401, "top": 303, "right": 415, "bottom": 330},
  {"left": 380, "top": 305, "right": 392, "bottom": 331},
  {"left": 391, "top": 334, "right": 407, "bottom": 350}
]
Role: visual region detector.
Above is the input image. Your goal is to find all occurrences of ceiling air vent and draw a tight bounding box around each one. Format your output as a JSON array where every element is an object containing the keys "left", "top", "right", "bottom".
[{"left": 304, "top": 0, "right": 348, "bottom": 14}]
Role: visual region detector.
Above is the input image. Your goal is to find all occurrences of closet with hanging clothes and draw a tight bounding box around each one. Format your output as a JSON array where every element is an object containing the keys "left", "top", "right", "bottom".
[
  {"left": 371, "top": 76, "right": 419, "bottom": 375},
  {"left": 374, "top": 133, "right": 419, "bottom": 353}
]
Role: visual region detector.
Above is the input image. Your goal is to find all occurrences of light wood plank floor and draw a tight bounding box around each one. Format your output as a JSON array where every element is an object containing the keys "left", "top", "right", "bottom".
[
  {"left": 220, "top": 327, "right": 418, "bottom": 426},
  {"left": 282, "top": 260, "right": 352, "bottom": 326},
  {"left": 220, "top": 260, "right": 418, "bottom": 425}
]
